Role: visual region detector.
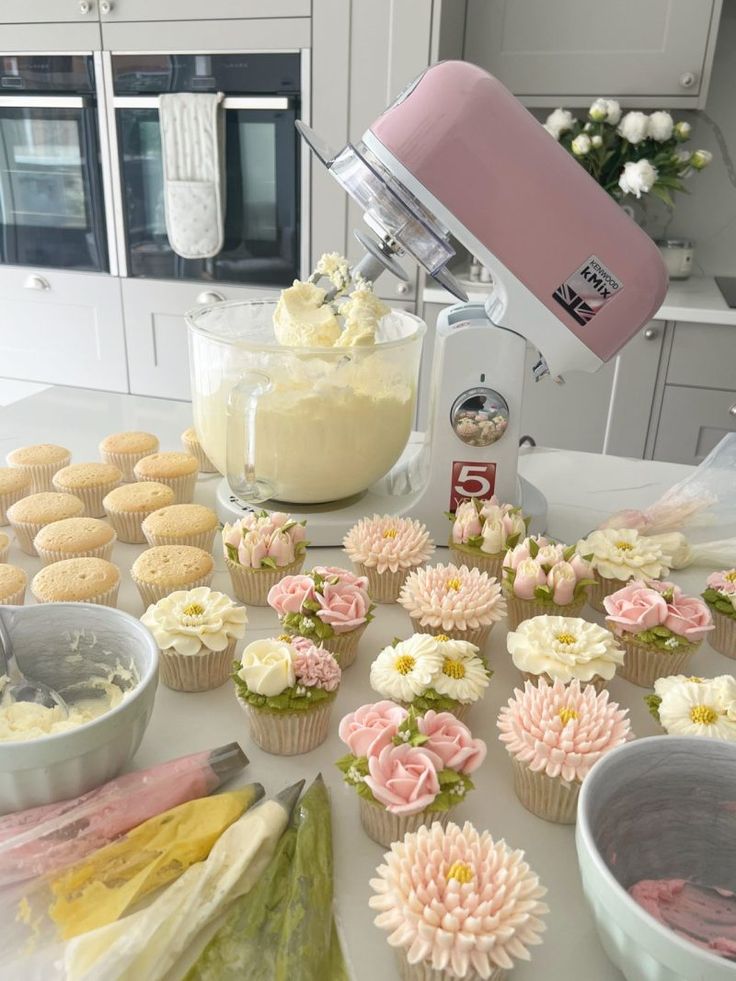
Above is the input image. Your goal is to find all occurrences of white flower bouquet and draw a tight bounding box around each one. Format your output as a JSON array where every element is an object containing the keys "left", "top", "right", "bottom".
[{"left": 544, "top": 99, "right": 712, "bottom": 207}]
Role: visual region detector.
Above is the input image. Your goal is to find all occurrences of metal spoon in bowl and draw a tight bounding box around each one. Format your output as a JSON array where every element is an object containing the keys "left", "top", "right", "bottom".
[{"left": 0, "top": 610, "right": 69, "bottom": 716}]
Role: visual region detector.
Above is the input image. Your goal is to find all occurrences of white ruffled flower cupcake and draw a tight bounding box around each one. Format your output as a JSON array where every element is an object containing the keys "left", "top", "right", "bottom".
[
  {"left": 141, "top": 586, "right": 247, "bottom": 691},
  {"left": 646, "top": 674, "right": 736, "bottom": 740},
  {"left": 343, "top": 514, "right": 434, "bottom": 604},
  {"left": 576, "top": 528, "right": 668, "bottom": 612},
  {"left": 507, "top": 615, "right": 624, "bottom": 691}
]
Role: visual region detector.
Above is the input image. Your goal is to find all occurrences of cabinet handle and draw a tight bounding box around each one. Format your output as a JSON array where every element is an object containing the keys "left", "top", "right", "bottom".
[
  {"left": 100, "top": 0, "right": 113, "bottom": 12},
  {"left": 196, "top": 290, "right": 225, "bottom": 305},
  {"left": 679, "top": 71, "right": 698, "bottom": 89},
  {"left": 24, "top": 274, "right": 50, "bottom": 291},
  {"left": 78, "top": 0, "right": 91, "bottom": 13},
  {"left": 643, "top": 327, "right": 658, "bottom": 340},
  {"left": 396, "top": 281, "right": 410, "bottom": 295},
  {"left": 730, "top": 404, "right": 736, "bottom": 418}
]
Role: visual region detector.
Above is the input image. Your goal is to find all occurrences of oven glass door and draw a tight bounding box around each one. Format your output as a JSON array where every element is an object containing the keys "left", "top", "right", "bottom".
[{"left": 117, "top": 103, "right": 299, "bottom": 286}]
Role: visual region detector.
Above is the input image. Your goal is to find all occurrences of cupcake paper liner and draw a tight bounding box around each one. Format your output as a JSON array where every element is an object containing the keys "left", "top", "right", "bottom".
[
  {"left": 104, "top": 507, "right": 149, "bottom": 545},
  {"left": 101, "top": 447, "right": 157, "bottom": 482},
  {"left": 132, "top": 571, "right": 214, "bottom": 608},
  {"left": 0, "top": 487, "right": 30, "bottom": 526},
  {"left": 505, "top": 594, "right": 586, "bottom": 631},
  {"left": 36, "top": 538, "right": 116, "bottom": 566},
  {"left": 31, "top": 581, "right": 119, "bottom": 608},
  {"left": 520, "top": 670, "right": 609, "bottom": 693},
  {"left": 318, "top": 623, "right": 367, "bottom": 668},
  {"left": 511, "top": 757, "right": 580, "bottom": 824},
  {"left": 240, "top": 698, "right": 333, "bottom": 755},
  {"left": 448, "top": 544, "right": 504, "bottom": 581},
  {"left": 394, "top": 948, "right": 507, "bottom": 981},
  {"left": 588, "top": 571, "right": 629, "bottom": 613},
  {"left": 0, "top": 542, "right": 7, "bottom": 564},
  {"left": 359, "top": 797, "right": 454, "bottom": 849},
  {"left": 410, "top": 617, "right": 493, "bottom": 651},
  {"left": 10, "top": 519, "right": 46, "bottom": 556},
  {"left": 399, "top": 699, "right": 471, "bottom": 723},
  {"left": 0, "top": 585, "right": 25, "bottom": 606},
  {"left": 143, "top": 526, "right": 217, "bottom": 553},
  {"left": 13, "top": 456, "right": 70, "bottom": 495},
  {"left": 182, "top": 437, "right": 219, "bottom": 474},
  {"left": 616, "top": 634, "right": 697, "bottom": 688},
  {"left": 160, "top": 637, "right": 238, "bottom": 692},
  {"left": 55, "top": 480, "right": 120, "bottom": 519},
  {"left": 138, "top": 471, "right": 197, "bottom": 505},
  {"left": 710, "top": 609, "right": 736, "bottom": 659},
  {"left": 225, "top": 554, "right": 305, "bottom": 607},
  {"left": 356, "top": 564, "right": 413, "bottom": 604}
]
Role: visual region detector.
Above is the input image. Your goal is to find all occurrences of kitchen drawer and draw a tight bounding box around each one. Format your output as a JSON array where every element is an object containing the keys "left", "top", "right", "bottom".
[
  {"left": 653, "top": 385, "right": 736, "bottom": 465},
  {"left": 101, "top": 17, "right": 310, "bottom": 51},
  {"left": 667, "top": 321, "right": 736, "bottom": 390},
  {"left": 99, "top": 0, "right": 309, "bottom": 19}
]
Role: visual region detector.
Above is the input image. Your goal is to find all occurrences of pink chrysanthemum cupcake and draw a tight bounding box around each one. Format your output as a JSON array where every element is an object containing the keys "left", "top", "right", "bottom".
[
  {"left": 222, "top": 510, "right": 307, "bottom": 607},
  {"left": 498, "top": 678, "right": 632, "bottom": 823},
  {"left": 343, "top": 514, "right": 434, "bottom": 604},
  {"left": 703, "top": 569, "right": 736, "bottom": 659},
  {"left": 448, "top": 496, "right": 528, "bottom": 580},
  {"left": 369, "top": 821, "right": 549, "bottom": 980},
  {"left": 398, "top": 563, "right": 505, "bottom": 649}
]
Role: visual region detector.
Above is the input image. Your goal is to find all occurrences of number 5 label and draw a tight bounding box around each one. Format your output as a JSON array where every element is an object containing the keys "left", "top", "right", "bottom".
[{"left": 449, "top": 461, "right": 497, "bottom": 511}]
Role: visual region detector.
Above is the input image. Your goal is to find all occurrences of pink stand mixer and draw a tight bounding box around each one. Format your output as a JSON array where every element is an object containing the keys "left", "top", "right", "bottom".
[{"left": 195, "top": 61, "right": 667, "bottom": 544}]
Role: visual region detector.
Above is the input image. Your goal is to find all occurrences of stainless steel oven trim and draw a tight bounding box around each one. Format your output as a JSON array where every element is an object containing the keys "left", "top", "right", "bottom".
[
  {"left": 101, "top": 50, "right": 128, "bottom": 278},
  {"left": 93, "top": 50, "right": 118, "bottom": 277},
  {"left": 299, "top": 47, "right": 310, "bottom": 280},
  {"left": 0, "top": 95, "right": 86, "bottom": 108},
  {"left": 111, "top": 96, "right": 290, "bottom": 110}
]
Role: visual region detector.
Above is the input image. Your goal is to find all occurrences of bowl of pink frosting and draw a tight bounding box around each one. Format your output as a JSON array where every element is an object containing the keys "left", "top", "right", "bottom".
[{"left": 576, "top": 735, "right": 736, "bottom": 981}]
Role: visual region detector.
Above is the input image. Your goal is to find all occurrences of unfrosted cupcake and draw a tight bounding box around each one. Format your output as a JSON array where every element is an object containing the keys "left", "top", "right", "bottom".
[
  {"left": 503, "top": 536, "right": 594, "bottom": 629},
  {"left": 0, "top": 533, "right": 7, "bottom": 564},
  {"left": 498, "top": 678, "right": 632, "bottom": 823},
  {"left": 0, "top": 467, "right": 32, "bottom": 525},
  {"left": 142, "top": 503, "right": 219, "bottom": 552},
  {"left": 398, "top": 563, "right": 506, "bottom": 649},
  {"left": 337, "top": 703, "right": 485, "bottom": 847},
  {"left": 34, "top": 517, "right": 116, "bottom": 565},
  {"left": 134, "top": 451, "right": 198, "bottom": 504},
  {"left": 222, "top": 511, "right": 307, "bottom": 607},
  {"left": 604, "top": 580, "right": 712, "bottom": 687},
  {"left": 31, "top": 557, "right": 120, "bottom": 607},
  {"left": 370, "top": 634, "right": 491, "bottom": 721},
  {"left": 507, "top": 615, "right": 623, "bottom": 691},
  {"left": 52, "top": 462, "right": 122, "bottom": 518},
  {"left": 369, "top": 821, "right": 548, "bottom": 981},
  {"left": 343, "top": 514, "right": 434, "bottom": 604},
  {"left": 233, "top": 636, "right": 340, "bottom": 754},
  {"left": 7, "top": 443, "right": 70, "bottom": 494},
  {"left": 181, "top": 426, "right": 218, "bottom": 474},
  {"left": 646, "top": 674, "right": 736, "bottom": 740},
  {"left": 141, "top": 586, "right": 247, "bottom": 691},
  {"left": 130, "top": 545, "right": 214, "bottom": 607},
  {"left": 102, "top": 481, "right": 176, "bottom": 544},
  {"left": 448, "top": 496, "right": 527, "bottom": 580},
  {"left": 6, "top": 491, "right": 85, "bottom": 556},
  {"left": 99, "top": 431, "right": 159, "bottom": 481},
  {"left": 576, "top": 527, "right": 669, "bottom": 612},
  {"left": 703, "top": 569, "right": 736, "bottom": 659},
  {"left": 0, "top": 564, "right": 26, "bottom": 605}
]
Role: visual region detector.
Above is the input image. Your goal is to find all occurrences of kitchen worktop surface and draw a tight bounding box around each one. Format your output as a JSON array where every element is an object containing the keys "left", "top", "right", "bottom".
[{"left": 1, "top": 384, "right": 727, "bottom": 981}]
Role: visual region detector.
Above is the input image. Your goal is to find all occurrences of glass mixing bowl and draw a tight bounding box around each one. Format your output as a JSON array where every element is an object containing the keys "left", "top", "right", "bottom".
[{"left": 187, "top": 299, "right": 425, "bottom": 505}]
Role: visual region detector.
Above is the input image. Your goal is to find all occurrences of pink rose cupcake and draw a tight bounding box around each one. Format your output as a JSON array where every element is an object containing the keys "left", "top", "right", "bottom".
[
  {"left": 503, "top": 536, "right": 595, "bottom": 628},
  {"left": 448, "top": 496, "right": 528, "bottom": 580},
  {"left": 337, "top": 702, "right": 486, "bottom": 847},
  {"left": 398, "top": 562, "right": 506, "bottom": 649},
  {"left": 604, "top": 580, "right": 713, "bottom": 687},
  {"left": 221, "top": 510, "right": 307, "bottom": 606},
  {"left": 703, "top": 569, "right": 736, "bottom": 658},
  {"left": 369, "top": 821, "right": 548, "bottom": 981},
  {"left": 268, "top": 567, "right": 374, "bottom": 668},
  {"left": 343, "top": 514, "right": 434, "bottom": 604},
  {"left": 498, "top": 678, "right": 632, "bottom": 823}
]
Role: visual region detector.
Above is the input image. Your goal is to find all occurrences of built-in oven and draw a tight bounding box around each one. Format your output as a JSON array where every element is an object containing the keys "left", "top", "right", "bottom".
[
  {"left": 0, "top": 54, "right": 108, "bottom": 273},
  {"left": 105, "top": 52, "right": 302, "bottom": 287}
]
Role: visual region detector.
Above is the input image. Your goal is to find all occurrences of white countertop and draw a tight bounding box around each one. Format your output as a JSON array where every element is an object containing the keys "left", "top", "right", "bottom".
[
  {"left": 423, "top": 274, "right": 736, "bottom": 326},
  {"left": 0, "top": 386, "right": 725, "bottom": 981}
]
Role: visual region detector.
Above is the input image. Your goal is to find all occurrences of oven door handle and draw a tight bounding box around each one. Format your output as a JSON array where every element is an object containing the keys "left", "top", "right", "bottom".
[
  {"left": 0, "top": 95, "right": 88, "bottom": 108},
  {"left": 112, "top": 96, "right": 291, "bottom": 110}
]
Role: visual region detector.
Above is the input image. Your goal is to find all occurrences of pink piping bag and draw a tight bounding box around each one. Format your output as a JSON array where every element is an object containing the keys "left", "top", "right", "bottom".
[{"left": 0, "top": 742, "right": 247, "bottom": 887}]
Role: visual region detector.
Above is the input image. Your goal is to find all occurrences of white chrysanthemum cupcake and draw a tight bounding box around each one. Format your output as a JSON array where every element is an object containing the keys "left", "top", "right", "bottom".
[
  {"left": 576, "top": 528, "right": 669, "bottom": 612},
  {"left": 507, "top": 615, "right": 624, "bottom": 691},
  {"left": 369, "top": 821, "right": 549, "bottom": 980},
  {"left": 343, "top": 514, "right": 434, "bottom": 603},
  {"left": 141, "top": 586, "right": 247, "bottom": 691},
  {"left": 398, "top": 563, "right": 506, "bottom": 649},
  {"left": 645, "top": 674, "right": 736, "bottom": 740}
]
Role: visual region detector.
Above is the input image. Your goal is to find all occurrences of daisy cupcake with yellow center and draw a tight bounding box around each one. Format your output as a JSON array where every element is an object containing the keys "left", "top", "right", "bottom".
[
  {"left": 343, "top": 514, "right": 434, "bottom": 604},
  {"left": 576, "top": 527, "right": 668, "bottom": 612},
  {"left": 645, "top": 674, "right": 736, "bottom": 740}
]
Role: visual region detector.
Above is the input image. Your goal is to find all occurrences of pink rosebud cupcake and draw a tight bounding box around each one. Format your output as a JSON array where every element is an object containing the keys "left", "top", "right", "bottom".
[
  {"left": 703, "top": 569, "right": 736, "bottom": 658},
  {"left": 222, "top": 510, "right": 307, "bottom": 607},
  {"left": 337, "top": 701, "right": 486, "bottom": 847},
  {"left": 498, "top": 678, "right": 632, "bottom": 823},
  {"left": 503, "top": 536, "right": 595, "bottom": 628},
  {"left": 343, "top": 514, "right": 434, "bottom": 604},
  {"left": 369, "top": 821, "right": 548, "bottom": 980},
  {"left": 398, "top": 562, "right": 505, "bottom": 649},
  {"left": 604, "top": 580, "right": 713, "bottom": 687},
  {"left": 448, "top": 496, "right": 528, "bottom": 580},
  {"left": 268, "top": 567, "right": 374, "bottom": 668}
]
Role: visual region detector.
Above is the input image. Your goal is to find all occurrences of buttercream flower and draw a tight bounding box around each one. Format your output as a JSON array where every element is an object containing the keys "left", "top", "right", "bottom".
[
  {"left": 370, "top": 635, "right": 444, "bottom": 702},
  {"left": 618, "top": 111, "right": 649, "bottom": 144},
  {"left": 267, "top": 528, "right": 296, "bottom": 567},
  {"left": 577, "top": 528, "right": 668, "bottom": 581},
  {"left": 430, "top": 637, "right": 491, "bottom": 704},
  {"left": 503, "top": 535, "right": 550, "bottom": 571},
  {"left": 267, "top": 574, "right": 316, "bottom": 616},
  {"left": 507, "top": 615, "right": 623, "bottom": 683},
  {"left": 547, "top": 561, "right": 577, "bottom": 605},
  {"left": 311, "top": 565, "right": 366, "bottom": 585},
  {"left": 480, "top": 515, "right": 506, "bottom": 554},
  {"left": 498, "top": 678, "right": 631, "bottom": 782},
  {"left": 222, "top": 511, "right": 306, "bottom": 569},
  {"left": 364, "top": 743, "right": 442, "bottom": 815},
  {"left": 290, "top": 636, "right": 341, "bottom": 691},
  {"left": 603, "top": 581, "right": 668, "bottom": 635},
  {"left": 141, "top": 586, "right": 246, "bottom": 655},
  {"left": 418, "top": 711, "right": 486, "bottom": 773},
  {"left": 338, "top": 700, "right": 408, "bottom": 757},
  {"left": 343, "top": 514, "right": 433, "bottom": 574},
  {"left": 648, "top": 110, "right": 674, "bottom": 141},
  {"left": 708, "top": 570, "right": 736, "bottom": 595},
  {"left": 664, "top": 593, "right": 713, "bottom": 642},
  {"left": 543, "top": 108, "right": 574, "bottom": 139},
  {"left": 237, "top": 638, "right": 295, "bottom": 697},
  {"left": 570, "top": 552, "right": 594, "bottom": 579},
  {"left": 536, "top": 543, "right": 565, "bottom": 566},
  {"left": 451, "top": 501, "right": 483, "bottom": 543},
  {"left": 513, "top": 558, "right": 547, "bottom": 600},
  {"left": 619, "top": 159, "right": 658, "bottom": 198},
  {"left": 655, "top": 676, "right": 736, "bottom": 740},
  {"left": 399, "top": 563, "right": 506, "bottom": 631},
  {"left": 369, "top": 821, "right": 548, "bottom": 975},
  {"left": 316, "top": 580, "right": 371, "bottom": 633},
  {"left": 691, "top": 149, "right": 713, "bottom": 169},
  {"left": 571, "top": 133, "right": 592, "bottom": 156}
]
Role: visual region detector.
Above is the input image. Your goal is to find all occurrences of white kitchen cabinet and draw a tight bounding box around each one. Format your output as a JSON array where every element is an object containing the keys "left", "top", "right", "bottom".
[
  {"left": 653, "top": 385, "right": 736, "bottom": 464},
  {"left": 98, "top": 0, "right": 309, "bottom": 20},
  {"left": 101, "top": 16, "right": 309, "bottom": 51},
  {"left": 122, "top": 279, "right": 279, "bottom": 401},
  {"left": 464, "top": 0, "right": 723, "bottom": 108},
  {"left": 0, "top": 268, "right": 127, "bottom": 392},
  {"left": 0, "top": 0, "right": 100, "bottom": 22}
]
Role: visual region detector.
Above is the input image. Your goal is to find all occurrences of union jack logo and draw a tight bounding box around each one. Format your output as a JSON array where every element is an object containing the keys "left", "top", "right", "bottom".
[{"left": 552, "top": 284, "right": 595, "bottom": 326}]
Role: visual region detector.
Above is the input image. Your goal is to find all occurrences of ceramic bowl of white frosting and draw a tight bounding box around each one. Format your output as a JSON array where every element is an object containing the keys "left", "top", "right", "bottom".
[
  {"left": 576, "top": 736, "right": 736, "bottom": 981},
  {"left": 0, "top": 604, "right": 158, "bottom": 813}
]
